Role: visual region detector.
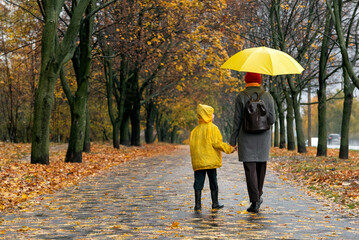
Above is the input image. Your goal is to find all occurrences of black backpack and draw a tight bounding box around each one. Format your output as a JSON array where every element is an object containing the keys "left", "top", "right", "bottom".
[{"left": 243, "top": 90, "right": 270, "bottom": 133}]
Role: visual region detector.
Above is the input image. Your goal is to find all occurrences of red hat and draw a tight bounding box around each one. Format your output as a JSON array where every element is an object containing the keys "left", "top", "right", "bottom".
[{"left": 245, "top": 72, "right": 262, "bottom": 84}]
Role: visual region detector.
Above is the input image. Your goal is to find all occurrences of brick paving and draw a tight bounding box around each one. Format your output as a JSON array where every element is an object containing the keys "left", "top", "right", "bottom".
[{"left": 0, "top": 146, "right": 358, "bottom": 239}]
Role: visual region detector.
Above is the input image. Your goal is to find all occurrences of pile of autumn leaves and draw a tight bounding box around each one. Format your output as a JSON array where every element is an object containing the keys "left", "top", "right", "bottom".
[
  {"left": 0, "top": 142, "right": 178, "bottom": 212},
  {"left": 269, "top": 147, "right": 359, "bottom": 215}
]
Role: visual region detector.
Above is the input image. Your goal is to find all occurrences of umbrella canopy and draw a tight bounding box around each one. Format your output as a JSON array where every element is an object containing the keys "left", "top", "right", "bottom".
[{"left": 220, "top": 46, "right": 304, "bottom": 76}]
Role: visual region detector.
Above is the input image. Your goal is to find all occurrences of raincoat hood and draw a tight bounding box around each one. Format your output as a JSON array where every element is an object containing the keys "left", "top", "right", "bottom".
[{"left": 197, "top": 104, "right": 214, "bottom": 123}]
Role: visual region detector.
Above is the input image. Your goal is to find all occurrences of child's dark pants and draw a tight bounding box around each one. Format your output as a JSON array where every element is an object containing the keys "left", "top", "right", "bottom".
[{"left": 193, "top": 169, "right": 218, "bottom": 191}]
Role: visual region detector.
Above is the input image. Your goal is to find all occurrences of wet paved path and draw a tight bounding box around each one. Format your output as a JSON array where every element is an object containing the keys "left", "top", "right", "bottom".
[{"left": 1, "top": 146, "right": 358, "bottom": 239}]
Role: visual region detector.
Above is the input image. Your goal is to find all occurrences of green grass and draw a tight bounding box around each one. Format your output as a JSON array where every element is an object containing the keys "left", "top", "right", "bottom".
[{"left": 347, "top": 203, "right": 357, "bottom": 209}]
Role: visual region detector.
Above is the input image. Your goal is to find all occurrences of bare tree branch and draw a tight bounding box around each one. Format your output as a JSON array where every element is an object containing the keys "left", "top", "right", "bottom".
[
  {"left": 36, "top": 0, "right": 45, "bottom": 20},
  {"left": 0, "top": 40, "right": 42, "bottom": 57},
  {"left": 5, "top": 0, "right": 44, "bottom": 22},
  {"left": 85, "top": 0, "right": 117, "bottom": 21}
]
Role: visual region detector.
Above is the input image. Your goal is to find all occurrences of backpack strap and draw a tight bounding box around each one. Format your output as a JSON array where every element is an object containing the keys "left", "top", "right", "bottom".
[
  {"left": 243, "top": 89, "right": 265, "bottom": 101},
  {"left": 257, "top": 90, "right": 265, "bottom": 100},
  {"left": 243, "top": 90, "right": 251, "bottom": 99}
]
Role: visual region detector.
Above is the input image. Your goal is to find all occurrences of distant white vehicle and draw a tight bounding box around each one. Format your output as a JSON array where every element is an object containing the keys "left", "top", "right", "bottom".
[
  {"left": 305, "top": 136, "right": 359, "bottom": 150},
  {"left": 306, "top": 137, "right": 318, "bottom": 147},
  {"left": 328, "top": 134, "right": 341, "bottom": 145}
]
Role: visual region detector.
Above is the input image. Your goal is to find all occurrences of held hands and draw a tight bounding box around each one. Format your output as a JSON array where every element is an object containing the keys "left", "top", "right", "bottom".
[{"left": 231, "top": 145, "right": 238, "bottom": 153}]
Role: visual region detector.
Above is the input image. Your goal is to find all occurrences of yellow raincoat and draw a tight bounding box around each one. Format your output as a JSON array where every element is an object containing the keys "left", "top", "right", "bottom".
[{"left": 190, "top": 104, "right": 233, "bottom": 171}]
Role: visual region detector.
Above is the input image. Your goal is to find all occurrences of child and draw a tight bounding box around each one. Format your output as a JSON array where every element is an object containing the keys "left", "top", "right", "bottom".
[{"left": 190, "top": 104, "right": 234, "bottom": 210}]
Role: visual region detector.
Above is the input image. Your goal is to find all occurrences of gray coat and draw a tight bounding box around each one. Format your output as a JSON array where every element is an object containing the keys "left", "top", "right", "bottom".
[{"left": 229, "top": 86, "right": 276, "bottom": 162}]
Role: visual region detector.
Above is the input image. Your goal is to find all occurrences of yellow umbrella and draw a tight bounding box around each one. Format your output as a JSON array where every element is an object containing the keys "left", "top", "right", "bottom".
[{"left": 220, "top": 46, "right": 304, "bottom": 76}]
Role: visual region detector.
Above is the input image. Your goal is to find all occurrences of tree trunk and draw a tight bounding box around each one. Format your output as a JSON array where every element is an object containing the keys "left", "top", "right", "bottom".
[
  {"left": 83, "top": 105, "right": 91, "bottom": 152},
  {"left": 128, "top": 70, "right": 141, "bottom": 146},
  {"left": 269, "top": 4, "right": 287, "bottom": 149},
  {"left": 145, "top": 100, "right": 157, "bottom": 144},
  {"left": 274, "top": 107, "right": 279, "bottom": 147},
  {"left": 102, "top": 50, "right": 126, "bottom": 149},
  {"left": 131, "top": 98, "right": 141, "bottom": 146},
  {"left": 273, "top": 95, "right": 286, "bottom": 149},
  {"left": 278, "top": 104, "right": 286, "bottom": 149},
  {"left": 31, "top": 0, "right": 91, "bottom": 164},
  {"left": 270, "top": 87, "right": 286, "bottom": 149},
  {"left": 120, "top": 113, "right": 131, "bottom": 146},
  {"left": 317, "top": 82, "right": 328, "bottom": 156},
  {"left": 113, "top": 120, "right": 120, "bottom": 149},
  {"left": 65, "top": 0, "right": 94, "bottom": 163},
  {"left": 317, "top": 8, "right": 332, "bottom": 157},
  {"left": 271, "top": 0, "right": 313, "bottom": 154},
  {"left": 329, "top": 1, "right": 359, "bottom": 89},
  {"left": 64, "top": 66, "right": 90, "bottom": 163},
  {"left": 171, "top": 126, "right": 178, "bottom": 143},
  {"left": 2, "top": 39, "right": 19, "bottom": 143},
  {"left": 339, "top": 69, "right": 354, "bottom": 159},
  {"left": 292, "top": 92, "right": 307, "bottom": 153},
  {"left": 328, "top": 0, "right": 359, "bottom": 158},
  {"left": 31, "top": 1, "right": 63, "bottom": 164},
  {"left": 27, "top": 51, "right": 36, "bottom": 143},
  {"left": 104, "top": 53, "right": 117, "bottom": 147},
  {"left": 161, "top": 120, "right": 170, "bottom": 142},
  {"left": 156, "top": 113, "right": 162, "bottom": 142},
  {"left": 307, "top": 82, "right": 312, "bottom": 147},
  {"left": 31, "top": 69, "right": 58, "bottom": 164},
  {"left": 65, "top": 96, "right": 87, "bottom": 163},
  {"left": 157, "top": 114, "right": 170, "bottom": 142},
  {"left": 285, "top": 92, "right": 295, "bottom": 151}
]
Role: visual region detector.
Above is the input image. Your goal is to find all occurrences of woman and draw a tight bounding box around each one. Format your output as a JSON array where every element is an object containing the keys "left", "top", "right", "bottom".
[{"left": 230, "top": 72, "right": 276, "bottom": 213}]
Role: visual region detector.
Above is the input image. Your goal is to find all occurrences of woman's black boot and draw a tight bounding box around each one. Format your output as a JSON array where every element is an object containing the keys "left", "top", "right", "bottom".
[{"left": 247, "top": 202, "right": 260, "bottom": 213}]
